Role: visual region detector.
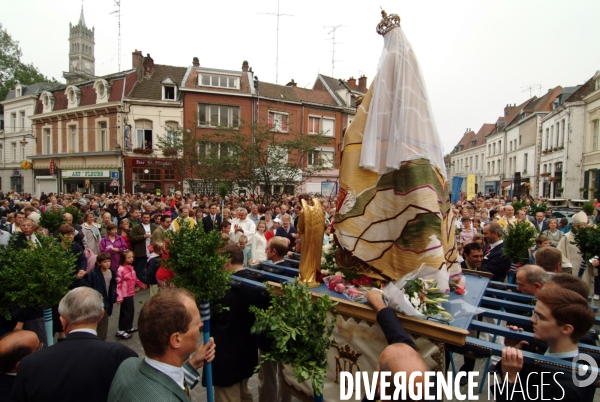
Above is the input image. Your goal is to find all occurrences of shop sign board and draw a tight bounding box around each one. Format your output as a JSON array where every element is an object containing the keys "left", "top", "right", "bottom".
[
  {"left": 131, "top": 158, "right": 173, "bottom": 167},
  {"left": 62, "top": 170, "right": 115, "bottom": 178}
]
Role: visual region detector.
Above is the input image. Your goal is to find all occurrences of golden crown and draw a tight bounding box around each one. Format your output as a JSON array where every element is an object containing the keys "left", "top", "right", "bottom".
[
  {"left": 335, "top": 343, "right": 363, "bottom": 362},
  {"left": 376, "top": 10, "right": 401, "bottom": 36}
]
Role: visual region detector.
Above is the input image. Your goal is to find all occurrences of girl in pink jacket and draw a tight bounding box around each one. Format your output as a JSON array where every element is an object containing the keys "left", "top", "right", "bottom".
[{"left": 116, "top": 250, "right": 146, "bottom": 339}]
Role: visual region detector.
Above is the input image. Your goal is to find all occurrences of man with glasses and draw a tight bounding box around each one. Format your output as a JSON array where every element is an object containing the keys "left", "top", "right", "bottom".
[{"left": 494, "top": 288, "right": 596, "bottom": 401}]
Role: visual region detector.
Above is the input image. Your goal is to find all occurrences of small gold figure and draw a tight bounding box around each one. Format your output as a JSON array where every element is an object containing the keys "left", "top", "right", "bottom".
[{"left": 297, "top": 198, "right": 324, "bottom": 288}]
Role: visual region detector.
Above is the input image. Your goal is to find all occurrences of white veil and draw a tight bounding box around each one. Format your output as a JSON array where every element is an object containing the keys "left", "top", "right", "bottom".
[{"left": 359, "top": 25, "right": 447, "bottom": 180}]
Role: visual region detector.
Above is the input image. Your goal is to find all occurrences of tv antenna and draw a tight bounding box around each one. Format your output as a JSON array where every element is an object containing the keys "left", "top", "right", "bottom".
[
  {"left": 522, "top": 84, "right": 542, "bottom": 97},
  {"left": 110, "top": 0, "right": 122, "bottom": 71},
  {"left": 325, "top": 24, "right": 345, "bottom": 78},
  {"left": 258, "top": 0, "right": 293, "bottom": 84}
]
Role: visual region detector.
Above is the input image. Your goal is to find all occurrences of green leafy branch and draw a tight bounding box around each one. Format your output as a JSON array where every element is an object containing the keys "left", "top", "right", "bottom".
[{"left": 502, "top": 220, "right": 536, "bottom": 264}]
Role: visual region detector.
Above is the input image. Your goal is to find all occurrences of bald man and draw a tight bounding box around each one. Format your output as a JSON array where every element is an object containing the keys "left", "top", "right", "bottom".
[
  {"left": 63, "top": 212, "right": 85, "bottom": 249},
  {"left": 365, "top": 290, "right": 432, "bottom": 400},
  {"left": 0, "top": 330, "right": 40, "bottom": 400}
]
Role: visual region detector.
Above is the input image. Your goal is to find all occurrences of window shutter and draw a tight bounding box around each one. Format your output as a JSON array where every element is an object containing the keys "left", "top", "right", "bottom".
[
  {"left": 584, "top": 170, "right": 590, "bottom": 199},
  {"left": 595, "top": 169, "right": 600, "bottom": 200}
]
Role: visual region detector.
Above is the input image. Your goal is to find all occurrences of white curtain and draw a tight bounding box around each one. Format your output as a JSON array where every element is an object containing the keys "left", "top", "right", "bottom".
[{"left": 360, "top": 26, "right": 446, "bottom": 180}]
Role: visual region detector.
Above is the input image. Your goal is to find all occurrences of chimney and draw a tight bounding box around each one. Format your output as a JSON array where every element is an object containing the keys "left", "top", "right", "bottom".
[
  {"left": 357, "top": 75, "right": 367, "bottom": 92},
  {"left": 347, "top": 76, "right": 356, "bottom": 89},
  {"left": 132, "top": 49, "right": 143, "bottom": 80},
  {"left": 504, "top": 103, "right": 514, "bottom": 117},
  {"left": 143, "top": 53, "right": 154, "bottom": 78},
  {"left": 242, "top": 60, "right": 249, "bottom": 72},
  {"left": 192, "top": 57, "right": 200, "bottom": 67},
  {"left": 286, "top": 79, "right": 297, "bottom": 87}
]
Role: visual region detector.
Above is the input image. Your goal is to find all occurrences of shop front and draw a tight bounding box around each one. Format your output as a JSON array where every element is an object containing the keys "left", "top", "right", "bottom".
[
  {"left": 62, "top": 169, "right": 120, "bottom": 195},
  {"left": 124, "top": 157, "right": 180, "bottom": 195}
]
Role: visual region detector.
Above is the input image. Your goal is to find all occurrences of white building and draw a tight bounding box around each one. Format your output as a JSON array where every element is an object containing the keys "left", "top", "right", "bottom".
[
  {"left": 582, "top": 71, "right": 600, "bottom": 200},
  {"left": 539, "top": 85, "right": 588, "bottom": 199},
  {"left": 449, "top": 124, "right": 493, "bottom": 195},
  {"left": 0, "top": 82, "right": 57, "bottom": 194}
]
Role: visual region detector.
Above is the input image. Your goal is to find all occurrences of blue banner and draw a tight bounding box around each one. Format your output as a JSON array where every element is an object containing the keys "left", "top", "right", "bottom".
[{"left": 451, "top": 177, "right": 464, "bottom": 204}]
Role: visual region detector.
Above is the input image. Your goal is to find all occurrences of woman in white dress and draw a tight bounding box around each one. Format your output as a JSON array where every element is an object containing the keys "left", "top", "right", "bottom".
[{"left": 251, "top": 220, "right": 268, "bottom": 263}]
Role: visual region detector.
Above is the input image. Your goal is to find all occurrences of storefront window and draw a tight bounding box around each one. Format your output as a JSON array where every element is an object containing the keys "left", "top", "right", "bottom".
[
  {"left": 164, "top": 169, "right": 175, "bottom": 180},
  {"left": 133, "top": 168, "right": 161, "bottom": 180}
]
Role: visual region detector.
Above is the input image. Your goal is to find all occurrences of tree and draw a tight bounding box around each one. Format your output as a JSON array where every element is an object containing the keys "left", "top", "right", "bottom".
[
  {"left": 0, "top": 23, "right": 58, "bottom": 112},
  {"left": 154, "top": 121, "right": 331, "bottom": 202}
]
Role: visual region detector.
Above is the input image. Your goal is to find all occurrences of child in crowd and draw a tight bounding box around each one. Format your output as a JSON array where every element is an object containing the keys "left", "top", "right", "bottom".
[
  {"left": 238, "top": 234, "right": 252, "bottom": 266},
  {"left": 323, "top": 224, "right": 332, "bottom": 245},
  {"left": 116, "top": 250, "right": 146, "bottom": 340},
  {"left": 84, "top": 252, "right": 116, "bottom": 340},
  {"left": 220, "top": 221, "right": 231, "bottom": 235},
  {"left": 221, "top": 233, "right": 230, "bottom": 247},
  {"left": 529, "top": 235, "right": 550, "bottom": 264},
  {"left": 145, "top": 242, "right": 163, "bottom": 297}
]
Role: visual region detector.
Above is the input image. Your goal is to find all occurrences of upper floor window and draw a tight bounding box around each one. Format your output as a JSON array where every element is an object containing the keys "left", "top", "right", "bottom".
[
  {"left": 11, "top": 142, "right": 17, "bottom": 162},
  {"left": 69, "top": 125, "right": 77, "bottom": 152},
  {"left": 593, "top": 120, "right": 599, "bottom": 151},
  {"left": 199, "top": 73, "right": 240, "bottom": 90},
  {"left": 163, "top": 86, "right": 176, "bottom": 100},
  {"left": 20, "top": 111, "right": 25, "bottom": 130},
  {"left": 16, "top": 88, "right": 21, "bottom": 97},
  {"left": 268, "top": 112, "right": 289, "bottom": 133},
  {"left": 11, "top": 113, "right": 16, "bottom": 133},
  {"left": 308, "top": 116, "right": 335, "bottom": 137},
  {"left": 98, "top": 122, "right": 108, "bottom": 151},
  {"left": 136, "top": 120, "right": 153, "bottom": 149},
  {"left": 197, "top": 104, "right": 240, "bottom": 128},
  {"left": 44, "top": 128, "right": 51, "bottom": 155},
  {"left": 165, "top": 121, "right": 178, "bottom": 147}
]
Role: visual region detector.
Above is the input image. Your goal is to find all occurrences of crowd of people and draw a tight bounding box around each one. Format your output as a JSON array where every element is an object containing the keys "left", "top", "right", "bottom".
[{"left": 1, "top": 189, "right": 599, "bottom": 401}]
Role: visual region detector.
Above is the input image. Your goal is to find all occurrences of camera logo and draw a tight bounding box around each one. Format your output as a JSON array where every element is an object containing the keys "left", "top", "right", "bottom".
[{"left": 572, "top": 353, "right": 598, "bottom": 388}]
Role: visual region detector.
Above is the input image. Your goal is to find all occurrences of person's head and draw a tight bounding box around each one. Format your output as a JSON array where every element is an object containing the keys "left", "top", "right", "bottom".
[
  {"left": 20, "top": 218, "right": 35, "bottom": 236},
  {"left": 535, "top": 235, "right": 550, "bottom": 248},
  {"left": 63, "top": 213, "right": 73, "bottom": 225},
  {"left": 221, "top": 233, "right": 230, "bottom": 246},
  {"left": 281, "top": 214, "right": 291, "bottom": 229},
  {"left": 534, "top": 247, "right": 562, "bottom": 273},
  {"left": 223, "top": 208, "right": 231, "bottom": 220},
  {"left": 272, "top": 218, "right": 281, "bottom": 229},
  {"left": 222, "top": 244, "right": 244, "bottom": 270},
  {"left": 473, "top": 234, "right": 485, "bottom": 246},
  {"left": 152, "top": 241, "right": 164, "bottom": 255},
  {"left": 130, "top": 207, "right": 141, "bottom": 221},
  {"left": 220, "top": 221, "right": 231, "bottom": 233},
  {"left": 138, "top": 288, "right": 201, "bottom": 364},
  {"left": 237, "top": 207, "right": 248, "bottom": 221},
  {"left": 462, "top": 217, "right": 471, "bottom": 228},
  {"left": 472, "top": 217, "right": 481, "bottom": 228},
  {"left": 251, "top": 205, "right": 259, "bottom": 215},
  {"left": 117, "top": 204, "right": 126, "bottom": 216},
  {"left": 463, "top": 242, "right": 483, "bottom": 269},
  {"left": 547, "top": 218, "right": 558, "bottom": 230},
  {"left": 106, "top": 223, "right": 118, "bottom": 235},
  {"left": 209, "top": 203, "right": 218, "bottom": 216},
  {"left": 179, "top": 206, "right": 189, "bottom": 218},
  {"left": 536, "top": 212, "right": 545, "bottom": 223},
  {"left": 257, "top": 221, "right": 267, "bottom": 234},
  {"left": 0, "top": 330, "right": 41, "bottom": 373},
  {"left": 58, "top": 287, "right": 104, "bottom": 333},
  {"left": 532, "top": 288, "right": 595, "bottom": 344},
  {"left": 96, "top": 252, "right": 112, "bottom": 270},
  {"left": 102, "top": 212, "right": 112, "bottom": 224},
  {"left": 545, "top": 210, "right": 553, "bottom": 219},
  {"left": 517, "top": 209, "right": 528, "bottom": 221},
  {"left": 120, "top": 250, "right": 134, "bottom": 265},
  {"left": 559, "top": 217, "right": 568, "bottom": 228},
  {"left": 483, "top": 222, "right": 502, "bottom": 244},
  {"left": 238, "top": 234, "right": 248, "bottom": 249},
  {"left": 504, "top": 205, "right": 514, "bottom": 218},
  {"left": 325, "top": 223, "right": 331, "bottom": 235},
  {"left": 160, "top": 214, "right": 172, "bottom": 229},
  {"left": 377, "top": 343, "right": 430, "bottom": 398},
  {"left": 267, "top": 237, "right": 288, "bottom": 261},
  {"left": 516, "top": 265, "right": 547, "bottom": 295},
  {"left": 543, "top": 274, "right": 589, "bottom": 299},
  {"left": 141, "top": 212, "right": 151, "bottom": 224},
  {"left": 120, "top": 219, "right": 130, "bottom": 231},
  {"left": 572, "top": 211, "right": 588, "bottom": 231},
  {"left": 58, "top": 223, "right": 75, "bottom": 243}
]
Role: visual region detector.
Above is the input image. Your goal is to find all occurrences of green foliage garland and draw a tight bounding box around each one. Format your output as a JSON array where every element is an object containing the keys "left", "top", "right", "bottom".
[
  {"left": 529, "top": 202, "right": 547, "bottom": 216},
  {"left": 0, "top": 234, "right": 77, "bottom": 319},
  {"left": 582, "top": 202, "right": 595, "bottom": 217},
  {"left": 38, "top": 209, "right": 66, "bottom": 234},
  {"left": 571, "top": 226, "right": 600, "bottom": 262},
  {"left": 251, "top": 278, "right": 337, "bottom": 396},
  {"left": 165, "top": 220, "right": 231, "bottom": 313},
  {"left": 510, "top": 200, "right": 525, "bottom": 214},
  {"left": 63, "top": 206, "right": 83, "bottom": 225},
  {"left": 502, "top": 220, "right": 537, "bottom": 264}
]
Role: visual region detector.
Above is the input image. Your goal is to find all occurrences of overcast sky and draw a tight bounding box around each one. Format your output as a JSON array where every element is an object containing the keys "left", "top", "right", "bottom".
[{"left": 3, "top": 0, "right": 600, "bottom": 153}]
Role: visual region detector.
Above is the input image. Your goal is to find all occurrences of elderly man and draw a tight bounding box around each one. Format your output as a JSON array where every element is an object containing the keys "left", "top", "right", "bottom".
[
  {"left": 534, "top": 211, "right": 549, "bottom": 233},
  {"left": 556, "top": 211, "right": 587, "bottom": 278},
  {"left": 11, "top": 288, "right": 137, "bottom": 402},
  {"left": 170, "top": 206, "right": 196, "bottom": 232},
  {"left": 14, "top": 218, "right": 41, "bottom": 249},
  {"left": 108, "top": 289, "right": 215, "bottom": 401},
  {"left": 230, "top": 207, "right": 256, "bottom": 245},
  {"left": 515, "top": 265, "right": 547, "bottom": 296},
  {"left": 130, "top": 212, "right": 157, "bottom": 281},
  {"left": 248, "top": 204, "right": 262, "bottom": 226},
  {"left": 0, "top": 330, "right": 40, "bottom": 400},
  {"left": 63, "top": 212, "right": 85, "bottom": 248},
  {"left": 498, "top": 205, "right": 516, "bottom": 228},
  {"left": 482, "top": 222, "right": 512, "bottom": 282}
]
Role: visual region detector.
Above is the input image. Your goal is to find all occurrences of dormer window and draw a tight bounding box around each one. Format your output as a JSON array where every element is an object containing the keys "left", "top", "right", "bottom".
[
  {"left": 93, "top": 79, "right": 110, "bottom": 104},
  {"left": 65, "top": 85, "right": 81, "bottom": 108},
  {"left": 16, "top": 88, "right": 21, "bottom": 97},
  {"left": 161, "top": 78, "right": 178, "bottom": 101},
  {"left": 198, "top": 71, "right": 240, "bottom": 90},
  {"left": 40, "top": 91, "right": 55, "bottom": 113}
]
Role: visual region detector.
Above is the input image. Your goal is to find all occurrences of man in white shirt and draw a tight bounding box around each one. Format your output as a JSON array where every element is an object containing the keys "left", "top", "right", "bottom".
[
  {"left": 108, "top": 289, "right": 215, "bottom": 401},
  {"left": 230, "top": 207, "right": 256, "bottom": 245}
]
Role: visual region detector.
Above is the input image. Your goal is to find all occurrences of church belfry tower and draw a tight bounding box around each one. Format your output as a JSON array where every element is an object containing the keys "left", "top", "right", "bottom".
[{"left": 63, "top": 6, "right": 96, "bottom": 84}]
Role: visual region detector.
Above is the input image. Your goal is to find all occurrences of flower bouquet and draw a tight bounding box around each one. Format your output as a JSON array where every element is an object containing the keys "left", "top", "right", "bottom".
[
  {"left": 323, "top": 273, "right": 371, "bottom": 303},
  {"left": 401, "top": 278, "right": 453, "bottom": 321}
]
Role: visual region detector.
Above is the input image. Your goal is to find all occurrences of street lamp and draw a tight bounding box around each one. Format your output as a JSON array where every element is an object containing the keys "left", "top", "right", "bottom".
[{"left": 19, "top": 134, "right": 36, "bottom": 145}]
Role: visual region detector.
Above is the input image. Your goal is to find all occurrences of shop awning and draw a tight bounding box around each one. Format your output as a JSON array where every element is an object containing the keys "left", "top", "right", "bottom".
[{"left": 501, "top": 180, "right": 512, "bottom": 188}]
